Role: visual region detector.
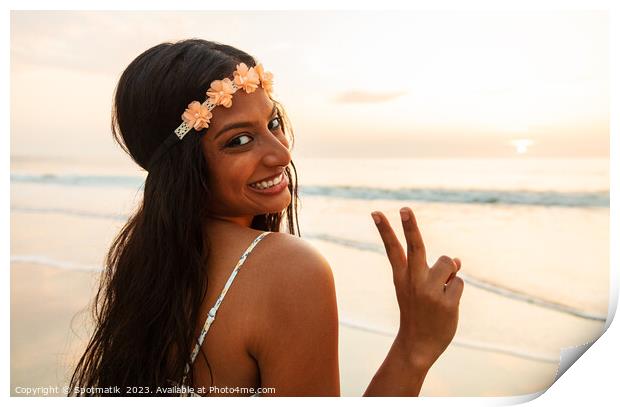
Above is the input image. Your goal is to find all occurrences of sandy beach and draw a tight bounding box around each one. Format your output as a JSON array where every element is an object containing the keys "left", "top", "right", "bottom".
[
  {"left": 10, "top": 261, "right": 568, "bottom": 397},
  {"left": 11, "top": 263, "right": 97, "bottom": 395},
  {"left": 10, "top": 198, "right": 607, "bottom": 396}
]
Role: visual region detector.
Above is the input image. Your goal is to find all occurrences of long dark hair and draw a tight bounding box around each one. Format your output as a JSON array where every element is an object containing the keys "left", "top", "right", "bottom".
[{"left": 68, "top": 39, "right": 300, "bottom": 396}]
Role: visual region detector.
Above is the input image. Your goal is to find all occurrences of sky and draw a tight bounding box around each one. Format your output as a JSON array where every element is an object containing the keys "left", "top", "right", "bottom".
[{"left": 10, "top": 10, "right": 609, "bottom": 159}]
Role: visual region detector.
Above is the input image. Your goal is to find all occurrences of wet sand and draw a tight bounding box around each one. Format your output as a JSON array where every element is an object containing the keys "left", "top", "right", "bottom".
[
  {"left": 11, "top": 263, "right": 97, "bottom": 396},
  {"left": 10, "top": 256, "right": 602, "bottom": 397}
]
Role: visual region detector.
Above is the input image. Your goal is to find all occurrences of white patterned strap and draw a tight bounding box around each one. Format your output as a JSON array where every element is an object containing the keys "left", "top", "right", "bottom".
[
  {"left": 173, "top": 82, "right": 240, "bottom": 140},
  {"left": 181, "top": 231, "right": 271, "bottom": 382},
  {"left": 174, "top": 122, "right": 193, "bottom": 140}
]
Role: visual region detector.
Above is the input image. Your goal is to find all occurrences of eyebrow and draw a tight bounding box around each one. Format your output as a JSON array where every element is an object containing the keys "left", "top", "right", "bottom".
[{"left": 213, "top": 103, "right": 278, "bottom": 140}]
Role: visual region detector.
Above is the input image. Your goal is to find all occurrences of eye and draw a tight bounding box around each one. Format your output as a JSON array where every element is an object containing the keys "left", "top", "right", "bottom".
[
  {"left": 226, "top": 134, "right": 253, "bottom": 148},
  {"left": 268, "top": 116, "right": 282, "bottom": 131}
]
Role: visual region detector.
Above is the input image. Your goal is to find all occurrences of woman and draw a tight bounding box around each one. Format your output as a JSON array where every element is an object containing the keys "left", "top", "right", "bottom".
[{"left": 68, "top": 39, "right": 463, "bottom": 397}]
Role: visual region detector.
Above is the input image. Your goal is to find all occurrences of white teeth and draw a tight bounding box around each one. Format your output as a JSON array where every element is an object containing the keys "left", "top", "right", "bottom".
[{"left": 251, "top": 173, "right": 283, "bottom": 190}]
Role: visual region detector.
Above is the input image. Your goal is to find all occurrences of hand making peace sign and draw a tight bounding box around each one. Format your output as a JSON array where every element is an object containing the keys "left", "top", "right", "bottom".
[{"left": 371, "top": 207, "right": 464, "bottom": 369}]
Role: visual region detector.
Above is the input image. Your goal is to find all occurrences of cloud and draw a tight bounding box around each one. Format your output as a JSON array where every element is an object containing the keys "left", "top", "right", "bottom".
[{"left": 331, "top": 90, "right": 407, "bottom": 104}]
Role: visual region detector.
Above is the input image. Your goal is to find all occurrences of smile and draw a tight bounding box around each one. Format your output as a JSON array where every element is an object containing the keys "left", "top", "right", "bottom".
[
  {"left": 249, "top": 173, "right": 284, "bottom": 189},
  {"left": 248, "top": 173, "right": 288, "bottom": 194}
]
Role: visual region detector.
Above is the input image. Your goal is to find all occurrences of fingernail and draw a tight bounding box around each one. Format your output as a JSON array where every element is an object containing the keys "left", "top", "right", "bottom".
[
  {"left": 371, "top": 212, "right": 381, "bottom": 224},
  {"left": 400, "top": 208, "right": 410, "bottom": 221}
]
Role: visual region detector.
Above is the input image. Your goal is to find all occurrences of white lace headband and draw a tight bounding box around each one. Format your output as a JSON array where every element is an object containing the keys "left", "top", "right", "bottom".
[{"left": 147, "top": 62, "right": 274, "bottom": 170}]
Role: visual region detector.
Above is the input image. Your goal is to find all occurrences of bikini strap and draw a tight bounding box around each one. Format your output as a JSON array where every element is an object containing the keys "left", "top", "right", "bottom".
[{"left": 181, "top": 231, "right": 271, "bottom": 383}]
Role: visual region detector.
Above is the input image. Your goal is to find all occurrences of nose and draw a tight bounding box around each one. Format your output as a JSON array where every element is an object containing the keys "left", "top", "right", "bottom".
[{"left": 260, "top": 130, "right": 291, "bottom": 168}]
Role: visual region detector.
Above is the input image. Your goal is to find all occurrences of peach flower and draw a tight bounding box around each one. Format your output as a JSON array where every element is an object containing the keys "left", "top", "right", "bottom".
[
  {"left": 181, "top": 101, "right": 213, "bottom": 130},
  {"left": 255, "top": 63, "right": 274, "bottom": 96},
  {"left": 233, "top": 62, "right": 260, "bottom": 93},
  {"left": 206, "top": 78, "right": 235, "bottom": 108}
]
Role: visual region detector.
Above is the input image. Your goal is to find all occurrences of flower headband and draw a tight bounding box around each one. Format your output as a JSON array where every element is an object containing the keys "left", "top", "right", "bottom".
[{"left": 147, "top": 62, "right": 274, "bottom": 170}]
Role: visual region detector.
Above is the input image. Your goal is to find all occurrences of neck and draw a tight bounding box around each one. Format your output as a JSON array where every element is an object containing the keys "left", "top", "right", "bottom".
[{"left": 205, "top": 214, "right": 254, "bottom": 229}]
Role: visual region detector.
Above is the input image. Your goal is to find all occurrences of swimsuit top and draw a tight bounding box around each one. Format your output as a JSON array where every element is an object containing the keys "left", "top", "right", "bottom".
[{"left": 177, "top": 231, "right": 271, "bottom": 397}]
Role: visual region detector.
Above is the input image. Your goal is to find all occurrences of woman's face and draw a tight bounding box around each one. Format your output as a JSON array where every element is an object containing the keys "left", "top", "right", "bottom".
[{"left": 201, "top": 87, "right": 292, "bottom": 227}]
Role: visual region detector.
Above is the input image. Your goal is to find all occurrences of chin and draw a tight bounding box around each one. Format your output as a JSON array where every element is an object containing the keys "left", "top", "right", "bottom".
[{"left": 263, "top": 192, "right": 292, "bottom": 214}]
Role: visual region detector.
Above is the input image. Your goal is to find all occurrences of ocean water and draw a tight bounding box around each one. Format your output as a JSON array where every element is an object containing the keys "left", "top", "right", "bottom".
[
  {"left": 10, "top": 155, "right": 610, "bottom": 369},
  {"left": 10, "top": 157, "right": 609, "bottom": 216},
  {"left": 11, "top": 156, "right": 610, "bottom": 199}
]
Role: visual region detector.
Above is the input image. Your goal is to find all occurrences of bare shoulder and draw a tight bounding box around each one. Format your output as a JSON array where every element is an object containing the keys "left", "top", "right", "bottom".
[
  {"left": 249, "top": 232, "right": 340, "bottom": 395},
  {"left": 248, "top": 230, "right": 336, "bottom": 324},
  {"left": 206, "top": 224, "right": 333, "bottom": 295},
  {"left": 254, "top": 232, "right": 336, "bottom": 307},
  {"left": 259, "top": 232, "right": 333, "bottom": 279}
]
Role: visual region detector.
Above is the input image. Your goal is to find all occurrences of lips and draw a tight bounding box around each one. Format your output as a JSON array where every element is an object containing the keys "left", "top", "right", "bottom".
[
  {"left": 249, "top": 171, "right": 284, "bottom": 185},
  {"left": 248, "top": 172, "right": 289, "bottom": 194}
]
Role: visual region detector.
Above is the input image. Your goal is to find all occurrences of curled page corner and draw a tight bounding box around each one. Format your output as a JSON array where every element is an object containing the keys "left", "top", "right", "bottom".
[
  {"left": 555, "top": 340, "right": 596, "bottom": 383},
  {"left": 511, "top": 339, "right": 598, "bottom": 405},
  {"left": 545, "top": 286, "right": 617, "bottom": 394}
]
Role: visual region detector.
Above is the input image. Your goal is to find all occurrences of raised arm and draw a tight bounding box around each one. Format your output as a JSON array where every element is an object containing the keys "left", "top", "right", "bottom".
[{"left": 364, "top": 207, "right": 464, "bottom": 396}]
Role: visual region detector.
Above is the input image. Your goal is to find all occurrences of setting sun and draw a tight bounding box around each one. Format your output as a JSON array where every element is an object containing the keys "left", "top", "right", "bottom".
[{"left": 511, "top": 138, "right": 534, "bottom": 154}]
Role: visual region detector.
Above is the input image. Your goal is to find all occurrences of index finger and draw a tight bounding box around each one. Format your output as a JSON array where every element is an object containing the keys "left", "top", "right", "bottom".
[
  {"left": 371, "top": 211, "right": 407, "bottom": 278},
  {"left": 399, "top": 207, "right": 427, "bottom": 273}
]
